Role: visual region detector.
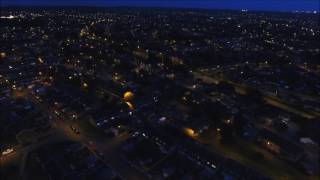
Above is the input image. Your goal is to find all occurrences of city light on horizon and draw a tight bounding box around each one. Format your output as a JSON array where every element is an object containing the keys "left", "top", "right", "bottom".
[{"left": 1, "top": 0, "right": 319, "bottom": 11}]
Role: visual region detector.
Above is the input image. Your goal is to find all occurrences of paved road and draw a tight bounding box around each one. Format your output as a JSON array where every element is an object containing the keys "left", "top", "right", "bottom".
[
  {"left": 0, "top": 147, "right": 20, "bottom": 167},
  {"left": 27, "top": 90, "right": 147, "bottom": 180},
  {"left": 192, "top": 71, "right": 319, "bottom": 119}
]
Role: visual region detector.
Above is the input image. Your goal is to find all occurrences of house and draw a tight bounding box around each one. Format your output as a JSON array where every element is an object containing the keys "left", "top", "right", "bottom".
[{"left": 258, "top": 128, "right": 305, "bottom": 162}]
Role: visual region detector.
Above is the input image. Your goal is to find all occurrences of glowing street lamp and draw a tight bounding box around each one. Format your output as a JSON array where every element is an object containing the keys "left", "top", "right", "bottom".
[
  {"left": 0, "top": 52, "right": 6, "bottom": 59},
  {"left": 2, "top": 148, "right": 14, "bottom": 155},
  {"left": 125, "top": 101, "right": 134, "bottom": 110},
  {"left": 184, "top": 128, "right": 197, "bottom": 137},
  {"left": 38, "top": 57, "right": 44, "bottom": 64},
  {"left": 267, "top": 141, "right": 271, "bottom": 145},
  {"left": 123, "top": 91, "right": 134, "bottom": 101}
]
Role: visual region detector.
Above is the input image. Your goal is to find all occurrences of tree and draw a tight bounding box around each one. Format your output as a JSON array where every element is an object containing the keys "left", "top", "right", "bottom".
[
  {"left": 217, "top": 81, "right": 235, "bottom": 94},
  {"left": 245, "top": 88, "right": 264, "bottom": 103},
  {"left": 233, "top": 112, "right": 247, "bottom": 135},
  {"left": 220, "top": 123, "right": 234, "bottom": 144}
]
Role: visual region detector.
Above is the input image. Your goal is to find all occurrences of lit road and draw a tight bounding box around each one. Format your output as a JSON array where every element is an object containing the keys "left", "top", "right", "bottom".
[
  {"left": 0, "top": 130, "right": 67, "bottom": 180},
  {"left": 192, "top": 71, "right": 320, "bottom": 119},
  {"left": 0, "top": 147, "right": 20, "bottom": 167},
  {"left": 26, "top": 89, "right": 147, "bottom": 180},
  {"left": 0, "top": 129, "right": 58, "bottom": 167}
]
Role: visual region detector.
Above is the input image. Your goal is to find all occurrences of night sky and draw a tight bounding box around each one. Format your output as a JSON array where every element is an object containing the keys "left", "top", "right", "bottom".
[{"left": 1, "top": 0, "right": 319, "bottom": 11}]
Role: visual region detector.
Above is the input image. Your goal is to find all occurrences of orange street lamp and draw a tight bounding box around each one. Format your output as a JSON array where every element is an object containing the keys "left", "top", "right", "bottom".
[{"left": 123, "top": 91, "right": 134, "bottom": 101}]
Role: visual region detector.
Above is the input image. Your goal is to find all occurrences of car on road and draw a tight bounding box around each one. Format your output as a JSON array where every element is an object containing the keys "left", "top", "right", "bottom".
[
  {"left": 70, "top": 125, "right": 80, "bottom": 134},
  {"left": 1, "top": 148, "right": 14, "bottom": 156}
]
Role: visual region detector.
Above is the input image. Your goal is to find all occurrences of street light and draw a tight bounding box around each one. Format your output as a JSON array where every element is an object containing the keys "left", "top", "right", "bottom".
[
  {"left": 38, "top": 57, "right": 44, "bottom": 64},
  {"left": 184, "top": 128, "right": 197, "bottom": 137},
  {"left": 2, "top": 148, "right": 14, "bottom": 156},
  {"left": 123, "top": 91, "right": 134, "bottom": 101},
  {"left": 0, "top": 52, "right": 6, "bottom": 59},
  {"left": 267, "top": 141, "right": 271, "bottom": 145},
  {"left": 125, "top": 102, "right": 134, "bottom": 110}
]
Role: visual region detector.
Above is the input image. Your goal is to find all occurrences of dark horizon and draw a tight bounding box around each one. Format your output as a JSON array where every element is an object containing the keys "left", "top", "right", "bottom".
[{"left": 1, "top": 0, "right": 319, "bottom": 12}]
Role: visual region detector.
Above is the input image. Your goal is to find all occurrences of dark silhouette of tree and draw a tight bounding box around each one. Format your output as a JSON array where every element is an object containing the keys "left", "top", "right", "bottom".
[
  {"left": 217, "top": 81, "right": 235, "bottom": 94},
  {"left": 234, "top": 112, "right": 247, "bottom": 135},
  {"left": 221, "top": 123, "right": 234, "bottom": 144},
  {"left": 245, "top": 88, "right": 264, "bottom": 103}
]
